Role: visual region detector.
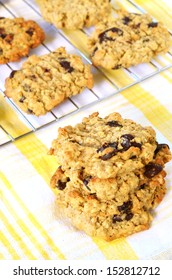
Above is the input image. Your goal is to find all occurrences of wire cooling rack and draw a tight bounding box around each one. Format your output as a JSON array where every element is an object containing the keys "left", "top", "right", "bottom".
[{"left": 0, "top": 0, "right": 172, "bottom": 146}]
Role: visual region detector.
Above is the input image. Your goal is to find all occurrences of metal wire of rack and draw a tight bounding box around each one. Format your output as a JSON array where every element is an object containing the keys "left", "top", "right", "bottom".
[{"left": 0, "top": 0, "right": 172, "bottom": 146}]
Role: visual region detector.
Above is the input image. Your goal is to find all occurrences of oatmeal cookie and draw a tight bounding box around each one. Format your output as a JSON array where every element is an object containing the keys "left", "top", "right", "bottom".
[
  {"left": 88, "top": 12, "right": 171, "bottom": 69},
  {"left": 4, "top": 47, "right": 93, "bottom": 116},
  {"left": 50, "top": 112, "right": 165, "bottom": 179},
  {"left": 0, "top": 17, "right": 45, "bottom": 64},
  {"left": 36, "top": 0, "right": 112, "bottom": 29}
]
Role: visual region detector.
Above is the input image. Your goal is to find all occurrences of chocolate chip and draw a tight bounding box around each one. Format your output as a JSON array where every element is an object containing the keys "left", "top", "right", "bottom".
[
  {"left": 19, "top": 96, "right": 26, "bottom": 103},
  {"left": 44, "top": 68, "right": 50, "bottom": 73},
  {"left": 59, "top": 61, "right": 74, "bottom": 73},
  {"left": 131, "top": 141, "right": 142, "bottom": 149},
  {"left": 121, "top": 134, "right": 141, "bottom": 151},
  {"left": 154, "top": 143, "right": 169, "bottom": 155},
  {"left": 26, "top": 27, "right": 35, "bottom": 36},
  {"left": 125, "top": 213, "right": 133, "bottom": 221},
  {"left": 144, "top": 163, "right": 163, "bottom": 178},
  {"left": 0, "top": 33, "right": 6, "bottom": 39},
  {"left": 148, "top": 22, "right": 158, "bottom": 28},
  {"left": 122, "top": 16, "right": 131, "bottom": 25},
  {"left": 121, "top": 134, "right": 134, "bottom": 150},
  {"left": 138, "top": 184, "right": 146, "bottom": 190},
  {"left": 130, "top": 155, "right": 137, "bottom": 159},
  {"left": 100, "top": 150, "right": 117, "bottom": 161},
  {"left": 0, "top": 47, "right": 3, "bottom": 55},
  {"left": 0, "top": 17, "right": 5, "bottom": 20},
  {"left": 0, "top": 32, "right": 14, "bottom": 43},
  {"left": 99, "top": 27, "right": 123, "bottom": 43},
  {"left": 97, "top": 142, "right": 118, "bottom": 153},
  {"left": 56, "top": 178, "right": 70, "bottom": 190},
  {"left": 118, "top": 201, "right": 133, "bottom": 213},
  {"left": 9, "top": 70, "right": 17, "bottom": 78},
  {"left": 106, "top": 120, "right": 123, "bottom": 127},
  {"left": 121, "top": 134, "right": 134, "bottom": 140},
  {"left": 121, "top": 138, "right": 131, "bottom": 150},
  {"left": 70, "top": 140, "right": 81, "bottom": 145},
  {"left": 112, "top": 214, "right": 122, "bottom": 223}
]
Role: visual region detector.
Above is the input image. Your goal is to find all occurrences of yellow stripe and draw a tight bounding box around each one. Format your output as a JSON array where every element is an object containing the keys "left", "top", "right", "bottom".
[
  {"left": 0, "top": 172, "right": 65, "bottom": 260},
  {"left": 160, "top": 67, "right": 172, "bottom": 83},
  {"left": 14, "top": 134, "right": 58, "bottom": 185},
  {"left": 0, "top": 210, "right": 36, "bottom": 260},
  {"left": 0, "top": 232, "right": 20, "bottom": 260},
  {"left": 93, "top": 237, "right": 138, "bottom": 260},
  {"left": 0, "top": 253, "right": 5, "bottom": 260},
  {"left": 0, "top": 175, "right": 51, "bottom": 260},
  {"left": 0, "top": 95, "right": 30, "bottom": 138},
  {"left": 134, "top": 0, "right": 172, "bottom": 29},
  {"left": 114, "top": 0, "right": 141, "bottom": 12},
  {"left": 121, "top": 83, "right": 172, "bottom": 143},
  {"left": 102, "top": 68, "right": 133, "bottom": 88},
  {"left": 63, "top": 29, "right": 89, "bottom": 57}
]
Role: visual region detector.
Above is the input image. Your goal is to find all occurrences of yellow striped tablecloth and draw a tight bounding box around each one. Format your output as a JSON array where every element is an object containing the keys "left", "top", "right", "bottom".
[{"left": 0, "top": 0, "right": 172, "bottom": 260}]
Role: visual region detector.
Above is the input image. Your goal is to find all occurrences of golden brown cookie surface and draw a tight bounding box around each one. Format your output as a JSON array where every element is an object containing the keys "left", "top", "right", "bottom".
[
  {"left": 4, "top": 47, "right": 94, "bottom": 116},
  {"left": 0, "top": 17, "right": 45, "bottom": 64},
  {"left": 88, "top": 13, "right": 171, "bottom": 69},
  {"left": 36, "top": 0, "right": 112, "bottom": 29}
]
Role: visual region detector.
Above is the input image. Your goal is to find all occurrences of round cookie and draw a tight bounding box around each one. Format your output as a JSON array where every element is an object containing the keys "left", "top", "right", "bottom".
[
  {"left": 36, "top": 0, "right": 112, "bottom": 29},
  {"left": 4, "top": 47, "right": 94, "bottom": 116},
  {"left": 0, "top": 17, "right": 45, "bottom": 64},
  {"left": 88, "top": 12, "right": 171, "bottom": 69},
  {"left": 50, "top": 112, "right": 161, "bottom": 178}
]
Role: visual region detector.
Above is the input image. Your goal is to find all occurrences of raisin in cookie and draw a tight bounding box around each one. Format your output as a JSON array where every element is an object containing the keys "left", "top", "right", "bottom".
[
  {"left": 0, "top": 17, "right": 45, "bottom": 64},
  {"left": 50, "top": 165, "right": 167, "bottom": 241},
  {"left": 50, "top": 112, "right": 169, "bottom": 179},
  {"left": 36, "top": 0, "right": 112, "bottom": 29},
  {"left": 4, "top": 47, "right": 93, "bottom": 116},
  {"left": 88, "top": 12, "right": 171, "bottom": 69}
]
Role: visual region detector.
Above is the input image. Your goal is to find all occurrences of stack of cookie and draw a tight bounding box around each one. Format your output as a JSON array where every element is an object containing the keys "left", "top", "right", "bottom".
[{"left": 49, "top": 112, "right": 171, "bottom": 241}]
